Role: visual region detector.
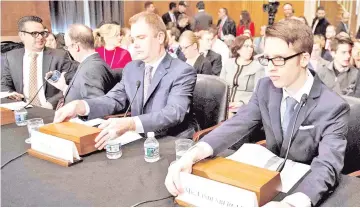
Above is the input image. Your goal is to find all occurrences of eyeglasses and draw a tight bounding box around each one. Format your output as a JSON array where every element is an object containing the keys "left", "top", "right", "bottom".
[
  {"left": 258, "top": 51, "right": 304, "bottom": 66},
  {"left": 21, "top": 31, "right": 49, "bottom": 38},
  {"left": 179, "top": 43, "right": 194, "bottom": 51}
]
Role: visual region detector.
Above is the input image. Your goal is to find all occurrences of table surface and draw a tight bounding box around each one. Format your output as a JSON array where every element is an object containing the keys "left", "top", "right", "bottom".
[{"left": 1, "top": 105, "right": 360, "bottom": 207}]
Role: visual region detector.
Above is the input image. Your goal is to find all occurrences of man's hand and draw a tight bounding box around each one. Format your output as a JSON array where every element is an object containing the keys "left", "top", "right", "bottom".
[
  {"left": 54, "top": 100, "right": 86, "bottom": 123},
  {"left": 8, "top": 92, "right": 24, "bottom": 101},
  {"left": 94, "top": 117, "right": 136, "bottom": 150},
  {"left": 164, "top": 154, "right": 194, "bottom": 196},
  {"left": 262, "top": 201, "right": 292, "bottom": 208},
  {"left": 46, "top": 71, "right": 68, "bottom": 91}
]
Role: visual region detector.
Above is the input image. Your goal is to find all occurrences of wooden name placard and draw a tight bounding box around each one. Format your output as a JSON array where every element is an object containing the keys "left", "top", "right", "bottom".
[
  {"left": 0, "top": 107, "right": 15, "bottom": 125},
  {"left": 27, "top": 122, "right": 101, "bottom": 167},
  {"left": 175, "top": 157, "right": 281, "bottom": 207}
]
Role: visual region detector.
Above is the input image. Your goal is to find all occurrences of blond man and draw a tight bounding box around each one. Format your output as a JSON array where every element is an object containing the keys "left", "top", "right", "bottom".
[{"left": 165, "top": 19, "right": 349, "bottom": 207}]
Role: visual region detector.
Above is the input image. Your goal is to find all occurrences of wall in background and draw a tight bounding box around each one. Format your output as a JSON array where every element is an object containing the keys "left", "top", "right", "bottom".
[{"left": 1, "top": 0, "right": 51, "bottom": 41}]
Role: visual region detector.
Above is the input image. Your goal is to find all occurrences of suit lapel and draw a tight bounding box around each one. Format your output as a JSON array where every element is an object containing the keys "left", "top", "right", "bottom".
[
  {"left": 143, "top": 54, "right": 170, "bottom": 107},
  {"left": 280, "top": 75, "right": 321, "bottom": 156},
  {"left": 42, "top": 48, "right": 53, "bottom": 92},
  {"left": 16, "top": 48, "right": 25, "bottom": 93},
  {"left": 137, "top": 63, "right": 145, "bottom": 112},
  {"left": 268, "top": 85, "right": 283, "bottom": 151}
]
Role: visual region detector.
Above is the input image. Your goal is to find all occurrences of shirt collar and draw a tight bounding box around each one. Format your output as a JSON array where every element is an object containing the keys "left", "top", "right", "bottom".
[
  {"left": 145, "top": 52, "right": 167, "bottom": 71},
  {"left": 198, "top": 9, "right": 205, "bottom": 12},
  {"left": 282, "top": 69, "right": 314, "bottom": 103},
  {"left": 82, "top": 52, "right": 97, "bottom": 62},
  {"left": 24, "top": 48, "right": 43, "bottom": 57}
]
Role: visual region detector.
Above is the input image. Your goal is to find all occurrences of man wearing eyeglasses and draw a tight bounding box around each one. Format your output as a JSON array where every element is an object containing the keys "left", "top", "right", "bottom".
[
  {"left": 165, "top": 19, "right": 349, "bottom": 207},
  {"left": 1, "top": 16, "right": 77, "bottom": 109}
]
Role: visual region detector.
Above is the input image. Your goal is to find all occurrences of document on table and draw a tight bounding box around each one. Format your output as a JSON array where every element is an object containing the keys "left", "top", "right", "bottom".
[
  {"left": 0, "top": 91, "right": 16, "bottom": 99},
  {"left": 227, "top": 143, "right": 310, "bottom": 193},
  {"left": 0, "top": 101, "right": 32, "bottom": 110}
]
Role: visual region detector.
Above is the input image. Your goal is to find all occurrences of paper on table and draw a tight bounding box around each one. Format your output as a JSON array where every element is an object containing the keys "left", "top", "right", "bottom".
[
  {"left": 0, "top": 101, "right": 33, "bottom": 110},
  {"left": 0, "top": 91, "right": 16, "bottom": 99},
  {"left": 226, "top": 143, "right": 310, "bottom": 193}
]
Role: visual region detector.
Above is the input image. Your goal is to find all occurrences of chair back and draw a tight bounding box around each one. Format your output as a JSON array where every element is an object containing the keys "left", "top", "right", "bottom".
[{"left": 193, "top": 74, "right": 229, "bottom": 130}]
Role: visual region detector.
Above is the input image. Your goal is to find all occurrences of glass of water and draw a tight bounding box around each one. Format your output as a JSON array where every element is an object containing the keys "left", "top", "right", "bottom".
[
  {"left": 25, "top": 118, "right": 44, "bottom": 144},
  {"left": 175, "top": 139, "right": 194, "bottom": 160}
]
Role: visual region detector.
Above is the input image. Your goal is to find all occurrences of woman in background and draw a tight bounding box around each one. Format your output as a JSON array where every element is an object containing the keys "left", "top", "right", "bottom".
[
  {"left": 94, "top": 24, "right": 132, "bottom": 70},
  {"left": 220, "top": 35, "right": 264, "bottom": 117},
  {"left": 236, "top": 10, "right": 255, "bottom": 37},
  {"left": 179, "top": 30, "right": 212, "bottom": 75},
  {"left": 45, "top": 33, "right": 57, "bottom": 49}
]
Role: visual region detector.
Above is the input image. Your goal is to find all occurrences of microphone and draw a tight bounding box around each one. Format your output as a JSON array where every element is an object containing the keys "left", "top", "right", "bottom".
[
  {"left": 23, "top": 75, "right": 53, "bottom": 109},
  {"left": 277, "top": 93, "right": 308, "bottom": 172},
  {"left": 123, "top": 80, "right": 141, "bottom": 118}
]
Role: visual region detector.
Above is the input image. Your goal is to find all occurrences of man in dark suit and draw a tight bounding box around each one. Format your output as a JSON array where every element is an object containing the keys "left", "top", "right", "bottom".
[
  {"left": 175, "top": 1, "right": 188, "bottom": 20},
  {"left": 1, "top": 16, "right": 77, "bottom": 109},
  {"left": 165, "top": 19, "right": 349, "bottom": 207},
  {"left": 336, "top": 12, "right": 350, "bottom": 34},
  {"left": 194, "top": 1, "right": 213, "bottom": 31},
  {"left": 54, "top": 12, "right": 198, "bottom": 150},
  {"left": 54, "top": 24, "right": 115, "bottom": 106},
  {"left": 216, "top": 7, "right": 236, "bottom": 40},
  {"left": 162, "top": 2, "right": 178, "bottom": 27},
  {"left": 311, "top": 6, "right": 330, "bottom": 37},
  {"left": 198, "top": 30, "right": 222, "bottom": 75}
]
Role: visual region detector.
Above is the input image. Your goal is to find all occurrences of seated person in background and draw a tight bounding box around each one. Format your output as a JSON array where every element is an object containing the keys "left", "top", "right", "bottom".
[
  {"left": 220, "top": 35, "right": 264, "bottom": 116},
  {"left": 49, "top": 24, "right": 116, "bottom": 108},
  {"left": 198, "top": 30, "right": 222, "bottom": 75},
  {"left": 253, "top": 25, "right": 266, "bottom": 55},
  {"left": 223, "top": 34, "right": 235, "bottom": 51},
  {"left": 323, "top": 25, "right": 336, "bottom": 61},
  {"left": 317, "top": 37, "right": 358, "bottom": 96},
  {"left": 54, "top": 12, "right": 198, "bottom": 149},
  {"left": 166, "top": 26, "right": 186, "bottom": 61},
  {"left": 236, "top": 10, "right": 255, "bottom": 37},
  {"left": 45, "top": 33, "right": 57, "bottom": 49},
  {"left": 179, "top": 30, "right": 212, "bottom": 75},
  {"left": 308, "top": 35, "right": 330, "bottom": 72},
  {"left": 165, "top": 19, "right": 350, "bottom": 207},
  {"left": 94, "top": 23, "right": 132, "bottom": 70},
  {"left": 348, "top": 40, "right": 360, "bottom": 97},
  {"left": 209, "top": 26, "right": 230, "bottom": 70},
  {"left": 177, "top": 14, "right": 192, "bottom": 35},
  {"left": 1, "top": 16, "right": 77, "bottom": 109}
]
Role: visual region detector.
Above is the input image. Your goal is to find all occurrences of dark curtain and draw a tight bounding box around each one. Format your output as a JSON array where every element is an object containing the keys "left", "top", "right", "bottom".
[
  {"left": 49, "top": 1, "right": 85, "bottom": 34},
  {"left": 88, "top": 1, "right": 124, "bottom": 28}
]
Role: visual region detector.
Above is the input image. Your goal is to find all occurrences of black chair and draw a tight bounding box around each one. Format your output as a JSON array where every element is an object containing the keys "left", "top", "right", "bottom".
[
  {"left": 192, "top": 74, "right": 229, "bottom": 141},
  {"left": 342, "top": 103, "right": 360, "bottom": 175}
]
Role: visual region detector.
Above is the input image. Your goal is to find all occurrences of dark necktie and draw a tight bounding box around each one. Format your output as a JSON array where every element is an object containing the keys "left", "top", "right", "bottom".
[{"left": 282, "top": 96, "right": 298, "bottom": 137}]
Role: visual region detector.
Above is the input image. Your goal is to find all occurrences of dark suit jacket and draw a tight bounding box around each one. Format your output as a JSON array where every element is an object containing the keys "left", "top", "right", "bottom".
[
  {"left": 217, "top": 17, "right": 237, "bottom": 38},
  {"left": 1, "top": 47, "right": 78, "bottom": 108},
  {"left": 336, "top": 22, "right": 349, "bottom": 34},
  {"left": 162, "top": 12, "right": 177, "bottom": 27},
  {"left": 194, "top": 11, "right": 213, "bottom": 31},
  {"left": 201, "top": 73, "right": 349, "bottom": 205},
  {"left": 205, "top": 50, "right": 222, "bottom": 76},
  {"left": 311, "top": 18, "right": 330, "bottom": 36},
  {"left": 64, "top": 53, "right": 116, "bottom": 104},
  {"left": 348, "top": 67, "right": 360, "bottom": 98},
  {"left": 84, "top": 53, "right": 198, "bottom": 138},
  {"left": 193, "top": 55, "right": 212, "bottom": 75}
]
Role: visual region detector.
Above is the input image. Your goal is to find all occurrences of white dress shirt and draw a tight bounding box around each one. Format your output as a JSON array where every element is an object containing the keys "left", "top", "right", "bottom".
[
  {"left": 23, "top": 49, "right": 48, "bottom": 107},
  {"left": 211, "top": 38, "right": 230, "bottom": 72},
  {"left": 169, "top": 12, "right": 176, "bottom": 23}
]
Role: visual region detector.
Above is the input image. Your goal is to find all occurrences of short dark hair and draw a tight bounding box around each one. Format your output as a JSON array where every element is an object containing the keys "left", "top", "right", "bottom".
[
  {"left": 317, "top": 6, "right": 325, "bottom": 11},
  {"left": 169, "top": 2, "right": 177, "bottom": 10},
  {"left": 168, "top": 27, "right": 181, "bottom": 41},
  {"left": 67, "top": 24, "right": 95, "bottom": 50},
  {"left": 221, "top": 8, "right": 228, "bottom": 15},
  {"left": 144, "top": 1, "right": 153, "bottom": 9},
  {"left": 196, "top": 1, "right": 205, "bottom": 10},
  {"left": 330, "top": 37, "right": 353, "bottom": 52},
  {"left": 17, "top": 16, "right": 43, "bottom": 31},
  {"left": 231, "top": 35, "right": 253, "bottom": 58}
]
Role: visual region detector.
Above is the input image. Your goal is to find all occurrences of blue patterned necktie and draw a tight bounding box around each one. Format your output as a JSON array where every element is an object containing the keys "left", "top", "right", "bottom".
[
  {"left": 282, "top": 96, "right": 298, "bottom": 137},
  {"left": 143, "top": 65, "right": 153, "bottom": 103}
]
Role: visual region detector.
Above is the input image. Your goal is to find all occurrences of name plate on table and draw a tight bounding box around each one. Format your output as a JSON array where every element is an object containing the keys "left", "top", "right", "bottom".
[
  {"left": 0, "top": 107, "right": 15, "bottom": 125},
  {"left": 175, "top": 157, "right": 281, "bottom": 207},
  {"left": 176, "top": 172, "right": 258, "bottom": 207},
  {"left": 28, "top": 131, "right": 81, "bottom": 166}
]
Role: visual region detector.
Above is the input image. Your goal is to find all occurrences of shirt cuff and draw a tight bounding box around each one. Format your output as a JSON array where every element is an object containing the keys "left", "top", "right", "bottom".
[
  {"left": 133, "top": 116, "right": 144, "bottom": 133},
  {"left": 282, "top": 192, "right": 311, "bottom": 207},
  {"left": 82, "top": 100, "right": 90, "bottom": 116}
]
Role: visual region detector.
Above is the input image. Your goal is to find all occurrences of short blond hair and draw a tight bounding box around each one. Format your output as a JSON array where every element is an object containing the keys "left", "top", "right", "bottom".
[
  {"left": 93, "top": 24, "right": 121, "bottom": 47},
  {"left": 266, "top": 19, "right": 313, "bottom": 54},
  {"left": 129, "top": 12, "right": 168, "bottom": 47},
  {"left": 179, "top": 30, "right": 199, "bottom": 50}
]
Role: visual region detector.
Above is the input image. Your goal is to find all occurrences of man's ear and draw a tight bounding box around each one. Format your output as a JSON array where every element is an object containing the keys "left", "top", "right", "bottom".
[
  {"left": 18, "top": 32, "right": 24, "bottom": 42},
  {"left": 158, "top": 31, "right": 166, "bottom": 45},
  {"left": 300, "top": 52, "right": 310, "bottom": 68}
]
